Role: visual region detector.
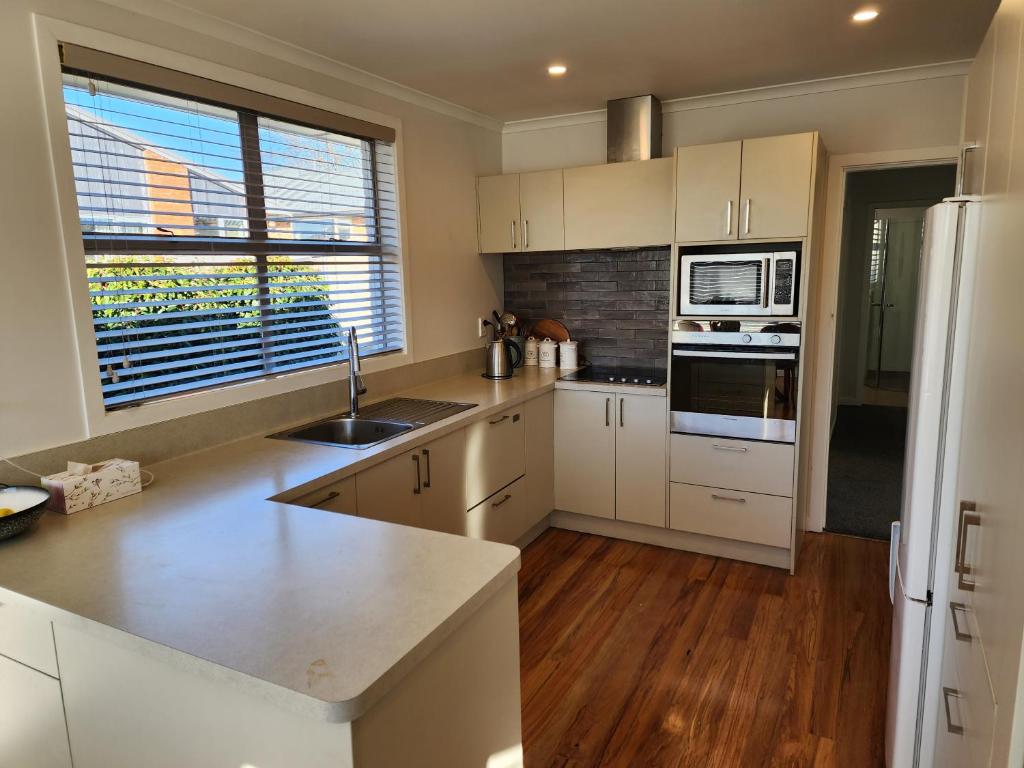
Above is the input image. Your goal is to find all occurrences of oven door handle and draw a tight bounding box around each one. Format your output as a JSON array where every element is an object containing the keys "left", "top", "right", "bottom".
[{"left": 672, "top": 349, "right": 797, "bottom": 361}]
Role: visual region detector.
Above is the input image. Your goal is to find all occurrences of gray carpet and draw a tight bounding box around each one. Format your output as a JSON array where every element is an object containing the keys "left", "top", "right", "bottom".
[{"left": 825, "top": 404, "right": 908, "bottom": 541}]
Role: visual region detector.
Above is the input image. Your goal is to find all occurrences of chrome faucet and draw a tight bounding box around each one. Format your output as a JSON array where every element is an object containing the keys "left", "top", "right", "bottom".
[{"left": 346, "top": 326, "right": 367, "bottom": 417}]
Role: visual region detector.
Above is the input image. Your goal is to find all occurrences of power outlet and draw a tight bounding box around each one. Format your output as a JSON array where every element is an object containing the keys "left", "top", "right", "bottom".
[{"left": 477, "top": 317, "right": 487, "bottom": 338}]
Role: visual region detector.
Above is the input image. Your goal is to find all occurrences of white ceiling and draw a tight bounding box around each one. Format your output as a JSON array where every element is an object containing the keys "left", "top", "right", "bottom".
[{"left": 168, "top": 0, "right": 998, "bottom": 121}]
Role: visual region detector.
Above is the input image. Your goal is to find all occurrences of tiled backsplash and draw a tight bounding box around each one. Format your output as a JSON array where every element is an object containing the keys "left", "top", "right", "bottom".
[{"left": 503, "top": 248, "right": 671, "bottom": 369}]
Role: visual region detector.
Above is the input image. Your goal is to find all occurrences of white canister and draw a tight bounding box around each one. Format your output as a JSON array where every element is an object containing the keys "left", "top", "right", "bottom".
[
  {"left": 524, "top": 336, "right": 539, "bottom": 366},
  {"left": 538, "top": 338, "right": 557, "bottom": 368},
  {"left": 558, "top": 340, "right": 578, "bottom": 369}
]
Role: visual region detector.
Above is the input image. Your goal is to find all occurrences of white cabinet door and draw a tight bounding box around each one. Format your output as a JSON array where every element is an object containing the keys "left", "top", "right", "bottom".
[
  {"left": 356, "top": 449, "right": 423, "bottom": 527},
  {"left": 287, "top": 475, "right": 358, "bottom": 515},
  {"left": 465, "top": 406, "right": 526, "bottom": 510},
  {"left": 563, "top": 158, "right": 674, "bottom": 250},
  {"left": 554, "top": 389, "right": 616, "bottom": 519},
  {"left": 0, "top": 655, "right": 73, "bottom": 768},
  {"left": 738, "top": 133, "right": 814, "bottom": 240},
  {"left": 477, "top": 174, "right": 520, "bottom": 253},
  {"left": 520, "top": 170, "right": 564, "bottom": 252},
  {"left": 614, "top": 394, "right": 666, "bottom": 527},
  {"left": 675, "top": 141, "right": 741, "bottom": 243},
  {"left": 523, "top": 392, "right": 555, "bottom": 531},
  {"left": 419, "top": 428, "right": 467, "bottom": 535}
]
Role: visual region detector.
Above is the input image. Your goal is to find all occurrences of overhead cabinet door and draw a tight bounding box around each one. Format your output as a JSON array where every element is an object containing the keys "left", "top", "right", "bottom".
[
  {"left": 563, "top": 158, "right": 674, "bottom": 250},
  {"left": 478, "top": 174, "right": 521, "bottom": 253},
  {"left": 738, "top": 133, "right": 814, "bottom": 240},
  {"left": 520, "top": 170, "right": 564, "bottom": 251},
  {"left": 675, "top": 141, "right": 741, "bottom": 242}
]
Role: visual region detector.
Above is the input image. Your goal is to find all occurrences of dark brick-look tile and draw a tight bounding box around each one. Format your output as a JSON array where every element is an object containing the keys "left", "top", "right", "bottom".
[{"left": 502, "top": 248, "right": 670, "bottom": 369}]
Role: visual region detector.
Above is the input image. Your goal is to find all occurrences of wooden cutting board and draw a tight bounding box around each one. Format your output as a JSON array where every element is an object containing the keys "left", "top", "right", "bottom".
[{"left": 529, "top": 318, "right": 571, "bottom": 342}]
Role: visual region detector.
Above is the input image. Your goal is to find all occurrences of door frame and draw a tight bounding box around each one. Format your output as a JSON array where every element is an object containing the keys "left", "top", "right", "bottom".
[{"left": 803, "top": 146, "right": 958, "bottom": 533}]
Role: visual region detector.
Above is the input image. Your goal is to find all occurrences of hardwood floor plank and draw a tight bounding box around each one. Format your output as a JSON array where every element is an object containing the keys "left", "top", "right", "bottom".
[{"left": 519, "top": 530, "right": 890, "bottom": 768}]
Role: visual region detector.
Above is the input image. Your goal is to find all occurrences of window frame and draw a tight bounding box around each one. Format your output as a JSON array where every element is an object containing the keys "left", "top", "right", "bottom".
[{"left": 35, "top": 19, "right": 412, "bottom": 437}]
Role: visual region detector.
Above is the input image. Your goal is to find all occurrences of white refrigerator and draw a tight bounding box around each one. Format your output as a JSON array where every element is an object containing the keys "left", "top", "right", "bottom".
[{"left": 885, "top": 198, "right": 980, "bottom": 767}]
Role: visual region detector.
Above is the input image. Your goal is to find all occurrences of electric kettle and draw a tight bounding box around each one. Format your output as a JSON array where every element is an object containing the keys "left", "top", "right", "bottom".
[{"left": 483, "top": 338, "right": 522, "bottom": 379}]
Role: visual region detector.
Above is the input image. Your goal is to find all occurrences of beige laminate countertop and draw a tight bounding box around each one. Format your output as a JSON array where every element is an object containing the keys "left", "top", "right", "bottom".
[{"left": 0, "top": 367, "right": 563, "bottom": 723}]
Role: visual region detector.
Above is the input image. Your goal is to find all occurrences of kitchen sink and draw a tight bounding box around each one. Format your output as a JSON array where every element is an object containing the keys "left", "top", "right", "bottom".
[{"left": 270, "top": 398, "right": 476, "bottom": 449}]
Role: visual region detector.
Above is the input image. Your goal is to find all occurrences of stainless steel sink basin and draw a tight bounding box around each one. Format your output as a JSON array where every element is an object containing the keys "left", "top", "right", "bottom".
[
  {"left": 270, "top": 398, "right": 476, "bottom": 449},
  {"left": 276, "top": 417, "right": 414, "bottom": 449}
]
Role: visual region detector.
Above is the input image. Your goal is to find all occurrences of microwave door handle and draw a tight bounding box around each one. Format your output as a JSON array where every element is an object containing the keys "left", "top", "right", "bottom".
[{"left": 763, "top": 256, "right": 771, "bottom": 309}]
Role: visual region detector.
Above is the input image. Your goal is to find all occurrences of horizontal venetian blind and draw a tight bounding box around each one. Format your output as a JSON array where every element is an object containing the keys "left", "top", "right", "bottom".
[{"left": 60, "top": 61, "right": 403, "bottom": 409}]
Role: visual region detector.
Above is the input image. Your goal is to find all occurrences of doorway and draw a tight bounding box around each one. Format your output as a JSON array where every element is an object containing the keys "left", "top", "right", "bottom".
[{"left": 825, "top": 165, "right": 956, "bottom": 540}]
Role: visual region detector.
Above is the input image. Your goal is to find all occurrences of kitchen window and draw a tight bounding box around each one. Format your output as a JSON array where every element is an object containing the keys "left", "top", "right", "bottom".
[{"left": 58, "top": 45, "right": 403, "bottom": 410}]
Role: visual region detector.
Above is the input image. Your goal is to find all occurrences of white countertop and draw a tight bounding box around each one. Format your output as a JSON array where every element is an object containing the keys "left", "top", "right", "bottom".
[{"left": 0, "top": 367, "right": 562, "bottom": 723}]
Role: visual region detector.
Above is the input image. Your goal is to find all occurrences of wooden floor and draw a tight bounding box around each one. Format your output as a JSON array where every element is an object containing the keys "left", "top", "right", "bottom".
[{"left": 518, "top": 530, "right": 891, "bottom": 768}]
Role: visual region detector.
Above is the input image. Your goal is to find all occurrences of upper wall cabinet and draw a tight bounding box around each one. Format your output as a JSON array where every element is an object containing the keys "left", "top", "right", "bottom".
[
  {"left": 675, "top": 132, "right": 817, "bottom": 243},
  {"left": 477, "top": 170, "right": 564, "bottom": 253},
  {"left": 563, "top": 158, "right": 674, "bottom": 250}
]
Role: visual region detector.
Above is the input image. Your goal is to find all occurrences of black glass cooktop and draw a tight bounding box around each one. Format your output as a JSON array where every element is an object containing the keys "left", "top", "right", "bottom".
[{"left": 559, "top": 366, "right": 666, "bottom": 387}]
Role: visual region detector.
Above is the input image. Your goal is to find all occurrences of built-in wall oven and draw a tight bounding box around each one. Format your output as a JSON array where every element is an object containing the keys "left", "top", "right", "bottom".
[
  {"left": 670, "top": 321, "right": 800, "bottom": 443},
  {"left": 678, "top": 243, "right": 800, "bottom": 317}
]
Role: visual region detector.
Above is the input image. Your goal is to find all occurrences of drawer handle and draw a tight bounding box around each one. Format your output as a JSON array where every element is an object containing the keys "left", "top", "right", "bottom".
[
  {"left": 309, "top": 490, "right": 340, "bottom": 508},
  {"left": 942, "top": 687, "right": 964, "bottom": 735},
  {"left": 491, "top": 493, "right": 512, "bottom": 508},
  {"left": 711, "top": 493, "right": 747, "bottom": 504},
  {"left": 955, "top": 500, "right": 980, "bottom": 591},
  {"left": 489, "top": 415, "right": 510, "bottom": 425},
  {"left": 712, "top": 444, "right": 748, "bottom": 453},
  {"left": 950, "top": 602, "right": 972, "bottom": 642}
]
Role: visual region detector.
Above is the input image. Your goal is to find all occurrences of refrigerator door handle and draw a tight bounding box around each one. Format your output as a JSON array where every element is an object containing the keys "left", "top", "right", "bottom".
[{"left": 889, "top": 521, "right": 901, "bottom": 604}]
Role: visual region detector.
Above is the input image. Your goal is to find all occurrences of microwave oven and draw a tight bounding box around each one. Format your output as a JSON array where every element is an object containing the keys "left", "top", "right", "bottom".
[{"left": 678, "top": 245, "right": 799, "bottom": 317}]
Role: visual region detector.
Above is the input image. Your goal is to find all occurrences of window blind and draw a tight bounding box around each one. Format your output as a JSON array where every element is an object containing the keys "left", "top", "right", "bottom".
[{"left": 60, "top": 61, "right": 403, "bottom": 409}]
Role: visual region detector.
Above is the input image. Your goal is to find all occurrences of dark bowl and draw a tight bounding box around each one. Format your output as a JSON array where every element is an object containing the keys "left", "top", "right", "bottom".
[{"left": 0, "top": 484, "right": 51, "bottom": 542}]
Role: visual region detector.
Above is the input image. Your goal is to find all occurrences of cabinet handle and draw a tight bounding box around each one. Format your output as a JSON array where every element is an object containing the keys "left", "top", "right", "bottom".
[
  {"left": 412, "top": 454, "right": 422, "bottom": 495},
  {"left": 712, "top": 443, "right": 748, "bottom": 453},
  {"left": 309, "top": 490, "right": 340, "bottom": 508},
  {"left": 950, "top": 602, "right": 972, "bottom": 642},
  {"left": 489, "top": 414, "right": 509, "bottom": 425},
  {"left": 605, "top": 397, "right": 610, "bottom": 427},
  {"left": 743, "top": 198, "right": 751, "bottom": 235},
  {"left": 491, "top": 493, "right": 513, "bottom": 508},
  {"left": 725, "top": 200, "right": 733, "bottom": 236},
  {"left": 955, "top": 500, "right": 980, "bottom": 591},
  {"left": 524, "top": 219, "right": 529, "bottom": 249},
  {"left": 619, "top": 397, "right": 624, "bottom": 428},
  {"left": 510, "top": 220, "right": 517, "bottom": 249},
  {"left": 942, "top": 687, "right": 965, "bottom": 735},
  {"left": 422, "top": 448, "right": 432, "bottom": 489},
  {"left": 711, "top": 493, "right": 747, "bottom": 504}
]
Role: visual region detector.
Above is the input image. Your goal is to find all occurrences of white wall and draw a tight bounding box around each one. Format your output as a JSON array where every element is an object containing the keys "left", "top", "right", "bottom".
[
  {"left": 502, "top": 64, "right": 968, "bottom": 173},
  {"left": 0, "top": 0, "right": 502, "bottom": 457}
]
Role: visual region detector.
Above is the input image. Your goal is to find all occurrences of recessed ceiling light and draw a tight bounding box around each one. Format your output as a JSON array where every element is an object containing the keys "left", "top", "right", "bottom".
[
  {"left": 547, "top": 64, "right": 568, "bottom": 77},
  {"left": 852, "top": 8, "right": 879, "bottom": 22}
]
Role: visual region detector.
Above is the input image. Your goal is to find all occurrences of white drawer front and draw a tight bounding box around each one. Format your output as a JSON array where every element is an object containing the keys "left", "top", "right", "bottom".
[
  {"left": 0, "top": 592, "right": 58, "bottom": 677},
  {"left": 670, "top": 434, "right": 794, "bottom": 497},
  {"left": 465, "top": 406, "right": 526, "bottom": 509},
  {"left": 287, "top": 475, "right": 358, "bottom": 515},
  {"left": 669, "top": 482, "right": 792, "bottom": 549},
  {"left": 466, "top": 477, "right": 527, "bottom": 545}
]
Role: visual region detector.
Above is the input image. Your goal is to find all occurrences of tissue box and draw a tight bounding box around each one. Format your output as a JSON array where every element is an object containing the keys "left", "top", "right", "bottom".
[{"left": 42, "top": 459, "right": 142, "bottom": 515}]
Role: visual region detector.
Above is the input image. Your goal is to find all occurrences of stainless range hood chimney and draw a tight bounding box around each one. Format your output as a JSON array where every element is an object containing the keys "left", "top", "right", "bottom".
[{"left": 606, "top": 95, "right": 662, "bottom": 163}]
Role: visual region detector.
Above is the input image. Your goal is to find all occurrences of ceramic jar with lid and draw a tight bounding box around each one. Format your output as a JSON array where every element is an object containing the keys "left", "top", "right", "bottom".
[
  {"left": 538, "top": 338, "right": 558, "bottom": 368},
  {"left": 558, "top": 340, "right": 578, "bottom": 369},
  {"left": 524, "top": 336, "right": 539, "bottom": 366}
]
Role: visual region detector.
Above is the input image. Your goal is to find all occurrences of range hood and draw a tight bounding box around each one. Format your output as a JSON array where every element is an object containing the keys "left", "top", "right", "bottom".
[{"left": 606, "top": 95, "right": 662, "bottom": 163}]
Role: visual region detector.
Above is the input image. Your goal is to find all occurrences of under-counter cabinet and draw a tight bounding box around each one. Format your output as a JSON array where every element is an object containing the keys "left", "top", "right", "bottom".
[
  {"left": 0, "top": 655, "right": 73, "bottom": 768},
  {"left": 477, "top": 170, "right": 564, "bottom": 253},
  {"left": 464, "top": 405, "right": 526, "bottom": 510},
  {"left": 554, "top": 389, "right": 666, "bottom": 526},
  {"left": 674, "top": 132, "right": 817, "bottom": 242},
  {"left": 357, "top": 429, "right": 466, "bottom": 532}
]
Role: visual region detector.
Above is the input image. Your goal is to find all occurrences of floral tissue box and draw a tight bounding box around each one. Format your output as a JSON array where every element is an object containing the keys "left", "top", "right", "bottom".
[{"left": 42, "top": 459, "right": 142, "bottom": 515}]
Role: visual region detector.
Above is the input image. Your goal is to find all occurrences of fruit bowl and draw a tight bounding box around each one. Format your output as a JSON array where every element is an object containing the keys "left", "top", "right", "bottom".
[{"left": 0, "top": 484, "right": 50, "bottom": 542}]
